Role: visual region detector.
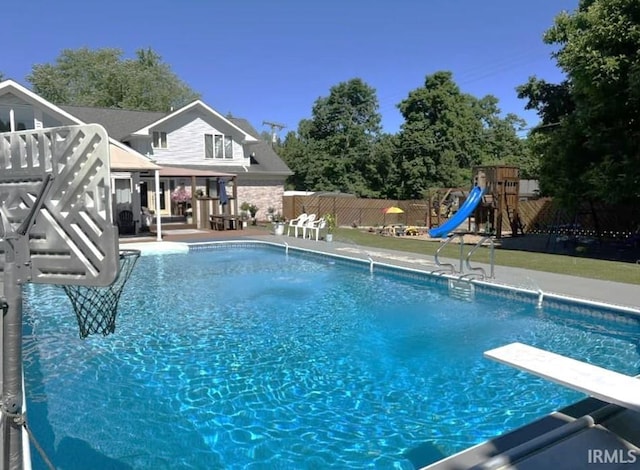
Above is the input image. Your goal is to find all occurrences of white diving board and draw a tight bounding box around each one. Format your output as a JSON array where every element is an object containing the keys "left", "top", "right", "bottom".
[{"left": 484, "top": 342, "right": 640, "bottom": 413}]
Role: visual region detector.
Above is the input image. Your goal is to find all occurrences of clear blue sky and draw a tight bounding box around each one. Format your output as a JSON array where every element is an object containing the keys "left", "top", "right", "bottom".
[{"left": 4, "top": 0, "right": 578, "bottom": 136}]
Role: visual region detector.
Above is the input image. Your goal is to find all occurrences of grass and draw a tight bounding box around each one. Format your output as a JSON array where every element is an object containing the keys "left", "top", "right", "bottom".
[{"left": 329, "top": 228, "right": 640, "bottom": 285}]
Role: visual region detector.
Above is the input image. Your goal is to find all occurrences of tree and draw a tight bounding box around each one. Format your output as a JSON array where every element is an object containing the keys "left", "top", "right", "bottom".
[
  {"left": 28, "top": 47, "right": 200, "bottom": 112},
  {"left": 396, "top": 71, "right": 527, "bottom": 198},
  {"left": 279, "top": 78, "right": 385, "bottom": 196},
  {"left": 518, "top": 0, "right": 640, "bottom": 209}
]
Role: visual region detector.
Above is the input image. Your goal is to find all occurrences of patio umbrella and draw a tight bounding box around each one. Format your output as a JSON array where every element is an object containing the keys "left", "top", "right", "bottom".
[
  {"left": 217, "top": 178, "right": 229, "bottom": 206},
  {"left": 382, "top": 206, "right": 404, "bottom": 225},
  {"left": 382, "top": 206, "right": 404, "bottom": 214}
]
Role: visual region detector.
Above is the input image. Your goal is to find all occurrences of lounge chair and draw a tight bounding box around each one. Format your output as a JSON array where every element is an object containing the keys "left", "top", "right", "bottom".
[
  {"left": 286, "top": 213, "right": 308, "bottom": 237},
  {"left": 305, "top": 217, "right": 326, "bottom": 241}
]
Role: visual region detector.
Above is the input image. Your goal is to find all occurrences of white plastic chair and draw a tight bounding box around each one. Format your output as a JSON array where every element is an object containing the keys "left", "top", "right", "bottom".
[
  {"left": 300, "top": 214, "right": 317, "bottom": 239},
  {"left": 305, "top": 217, "right": 326, "bottom": 241},
  {"left": 286, "top": 213, "right": 308, "bottom": 237}
]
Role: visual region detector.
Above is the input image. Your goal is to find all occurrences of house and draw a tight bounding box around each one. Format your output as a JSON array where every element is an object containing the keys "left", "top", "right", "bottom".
[
  {"left": 61, "top": 101, "right": 293, "bottom": 225},
  {"left": 0, "top": 78, "right": 293, "bottom": 235}
]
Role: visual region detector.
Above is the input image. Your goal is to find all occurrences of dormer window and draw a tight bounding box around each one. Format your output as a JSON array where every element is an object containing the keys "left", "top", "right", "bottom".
[
  {"left": 152, "top": 131, "right": 167, "bottom": 149},
  {"left": 204, "top": 133, "right": 233, "bottom": 159}
]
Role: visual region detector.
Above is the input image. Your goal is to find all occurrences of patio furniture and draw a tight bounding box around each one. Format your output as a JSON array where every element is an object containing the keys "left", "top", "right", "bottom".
[
  {"left": 305, "top": 217, "right": 327, "bottom": 241},
  {"left": 286, "top": 213, "right": 309, "bottom": 237},
  {"left": 117, "top": 210, "right": 136, "bottom": 235},
  {"left": 209, "top": 215, "right": 242, "bottom": 231}
]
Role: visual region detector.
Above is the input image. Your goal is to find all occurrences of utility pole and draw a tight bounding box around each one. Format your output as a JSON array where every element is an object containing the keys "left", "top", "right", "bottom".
[{"left": 262, "top": 120, "right": 286, "bottom": 146}]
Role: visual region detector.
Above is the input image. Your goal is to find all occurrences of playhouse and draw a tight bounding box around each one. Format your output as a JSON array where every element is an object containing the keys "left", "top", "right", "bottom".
[
  {"left": 473, "top": 165, "right": 521, "bottom": 238},
  {"left": 427, "top": 165, "right": 521, "bottom": 239}
]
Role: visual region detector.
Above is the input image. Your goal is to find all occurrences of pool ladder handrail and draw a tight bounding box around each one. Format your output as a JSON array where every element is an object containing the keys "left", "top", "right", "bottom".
[
  {"left": 434, "top": 233, "right": 465, "bottom": 274},
  {"left": 434, "top": 233, "right": 495, "bottom": 279},
  {"left": 462, "top": 235, "right": 495, "bottom": 280}
]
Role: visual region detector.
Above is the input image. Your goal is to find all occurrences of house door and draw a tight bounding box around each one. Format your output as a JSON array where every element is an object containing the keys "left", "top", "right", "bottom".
[
  {"left": 140, "top": 182, "right": 148, "bottom": 208},
  {"left": 159, "top": 181, "right": 169, "bottom": 215}
]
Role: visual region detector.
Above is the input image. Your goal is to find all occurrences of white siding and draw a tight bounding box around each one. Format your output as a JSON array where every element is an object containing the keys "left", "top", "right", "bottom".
[{"left": 146, "top": 109, "right": 249, "bottom": 166}]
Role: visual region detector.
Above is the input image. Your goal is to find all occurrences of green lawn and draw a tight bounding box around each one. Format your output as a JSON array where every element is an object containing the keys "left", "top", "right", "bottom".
[{"left": 329, "top": 228, "right": 640, "bottom": 285}]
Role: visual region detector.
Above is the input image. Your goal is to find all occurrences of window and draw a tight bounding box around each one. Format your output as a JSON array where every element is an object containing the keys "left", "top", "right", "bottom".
[
  {"left": 214, "top": 135, "right": 223, "bottom": 159},
  {"left": 204, "top": 134, "right": 214, "bottom": 159},
  {"left": 152, "top": 131, "right": 167, "bottom": 149},
  {"left": 224, "top": 135, "right": 233, "bottom": 159},
  {"left": 0, "top": 105, "right": 35, "bottom": 132},
  {"left": 204, "top": 133, "right": 233, "bottom": 159}
]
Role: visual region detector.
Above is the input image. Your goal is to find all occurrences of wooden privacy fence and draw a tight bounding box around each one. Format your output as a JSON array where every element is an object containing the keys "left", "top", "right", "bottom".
[
  {"left": 283, "top": 195, "right": 431, "bottom": 228},
  {"left": 519, "top": 198, "right": 639, "bottom": 239},
  {"left": 284, "top": 195, "right": 639, "bottom": 238}
]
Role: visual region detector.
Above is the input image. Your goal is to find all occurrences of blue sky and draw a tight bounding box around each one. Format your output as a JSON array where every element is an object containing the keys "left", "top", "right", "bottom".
[{"left": 4, "top": 0, "right": 578, "bottom": 136}]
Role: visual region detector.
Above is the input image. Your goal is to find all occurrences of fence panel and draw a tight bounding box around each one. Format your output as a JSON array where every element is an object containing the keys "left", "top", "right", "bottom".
[{"left": 284, "top": 195, "right": 638, "bottom": 238}]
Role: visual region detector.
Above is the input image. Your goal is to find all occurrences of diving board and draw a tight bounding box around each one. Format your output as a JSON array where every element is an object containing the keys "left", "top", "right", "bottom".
[{"left": 484, "top": 342, "right": 640, "bottom": 413}]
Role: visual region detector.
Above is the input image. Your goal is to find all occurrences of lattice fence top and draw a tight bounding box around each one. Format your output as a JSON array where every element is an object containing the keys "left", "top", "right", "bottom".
[{"left": 0, "top": 125, "right": 119, "bottom": 286}]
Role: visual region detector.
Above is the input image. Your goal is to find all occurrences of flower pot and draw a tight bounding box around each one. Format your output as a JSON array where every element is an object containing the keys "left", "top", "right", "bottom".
[
  {"left": 325, "top": 233, "right": 333, "bottom": 242},
  {"left": 273, "top": 222, "right": 285, "bottom": 236}
]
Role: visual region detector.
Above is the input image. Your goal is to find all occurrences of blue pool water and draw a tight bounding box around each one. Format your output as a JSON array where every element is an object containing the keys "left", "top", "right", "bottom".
[{"left": 23, "top": 246, "right": 640, "bottom": 469}]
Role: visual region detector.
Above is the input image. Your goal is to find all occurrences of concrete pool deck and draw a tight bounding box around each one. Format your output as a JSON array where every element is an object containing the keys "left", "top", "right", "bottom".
[{"left": 121, "top": 229, "right": 640, "bottom": 469}]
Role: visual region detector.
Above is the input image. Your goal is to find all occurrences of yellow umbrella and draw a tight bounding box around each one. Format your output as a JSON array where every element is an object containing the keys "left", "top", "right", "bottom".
[
  {"left": 382, "top": 206, "right": 404, "bottom": 214},
  {"left": 382, "top": 206, "right": 405, "bottom": 226}
]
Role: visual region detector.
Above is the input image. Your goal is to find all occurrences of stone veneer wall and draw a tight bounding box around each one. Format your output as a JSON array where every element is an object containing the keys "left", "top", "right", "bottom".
[{"left": 236, "top": 179, "right": 284, "bottom": 221}]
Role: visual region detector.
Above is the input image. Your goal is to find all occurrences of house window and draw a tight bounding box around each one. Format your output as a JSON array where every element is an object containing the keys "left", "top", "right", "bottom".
[
  {"left": 0, "top": 105, "right": 35, "bottom": 132},
  {"left": 204, "top": 133, "right": 233, "bottom": 159},
  {"left": 204, "top": 134, "right": 214, "bottom": 159},
  {"left": 224, "top": 135, "right": 233, "bottom": 159},
  {"left": 152, "top": 131, "right": 167, "bottom": 149}
]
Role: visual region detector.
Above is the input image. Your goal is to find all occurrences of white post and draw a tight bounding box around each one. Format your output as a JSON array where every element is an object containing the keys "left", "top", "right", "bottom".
[{"left": 154, "top": 170, "right": 162, "bottom": 241}]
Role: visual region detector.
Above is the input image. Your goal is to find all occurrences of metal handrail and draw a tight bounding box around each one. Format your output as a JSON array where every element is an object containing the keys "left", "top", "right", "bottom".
[
  {"left": 465, "top": 235, "right": 495, "bottom": 279},
  {"left": 434, "top": 233, "right": 465, "bottom": 274},
  {"left": 458, "top": 272, "right": 485, "bottom": 281}
]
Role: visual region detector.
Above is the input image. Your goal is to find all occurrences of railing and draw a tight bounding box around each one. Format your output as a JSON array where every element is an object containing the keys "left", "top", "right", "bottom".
[
  {"left": 463, "top": 235, "right": 495, "bottom": 280},
  {"left": 434, "top": 233, "right": 465, "bottom": 274},
  {"left": 433, "top": 233, "right": 495, "bottom": 280}
]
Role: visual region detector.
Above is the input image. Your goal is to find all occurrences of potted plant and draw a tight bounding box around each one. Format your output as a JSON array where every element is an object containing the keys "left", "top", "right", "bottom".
[
  {"left": 324, "top": 213, "right": 336, "bottom": 242},
  {"left": 271, "top": 212, "right": 286, "bottom": 235},
  {"left": 240, "top": 202, "right": 259, "bottom": 225}
]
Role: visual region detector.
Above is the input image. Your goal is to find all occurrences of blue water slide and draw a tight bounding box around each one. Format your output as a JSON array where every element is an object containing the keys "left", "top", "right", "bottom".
[{"left": 428, "top": 186, "right": 485, "bottom": 238}]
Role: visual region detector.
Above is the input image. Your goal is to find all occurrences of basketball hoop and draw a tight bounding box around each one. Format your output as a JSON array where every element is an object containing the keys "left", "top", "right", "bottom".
[{"left": 62, "top": 249, "right": 141, "bottom": 339}]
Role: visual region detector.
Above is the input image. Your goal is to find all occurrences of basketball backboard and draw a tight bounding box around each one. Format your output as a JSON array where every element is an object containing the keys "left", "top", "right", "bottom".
[{"left": 0, "top": 124, "right": 119, "bottom": 286}]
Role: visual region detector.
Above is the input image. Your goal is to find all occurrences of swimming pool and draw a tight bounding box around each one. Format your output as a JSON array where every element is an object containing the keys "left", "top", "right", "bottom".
[{"left": 23, "top": 243, "right": 640, "bottom": 469}]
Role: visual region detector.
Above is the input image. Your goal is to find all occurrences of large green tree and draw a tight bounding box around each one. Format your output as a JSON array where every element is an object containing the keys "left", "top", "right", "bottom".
[
  {"left": 28, "top": 47, "right": 200, "bottom": 112},
  {"left": 279, "top": 78, "right": 387, "bottom": 197},
  {"left": 396, "top": 71, "right": 527, "bottom": 198},
  {"left": 518, "top": 0, "right": 640, "bottom": 209}
]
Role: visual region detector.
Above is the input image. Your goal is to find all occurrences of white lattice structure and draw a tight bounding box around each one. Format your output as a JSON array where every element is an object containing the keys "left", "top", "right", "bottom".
[{"left": 0, "top": 124, "right": 119, "bottom": 286}]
